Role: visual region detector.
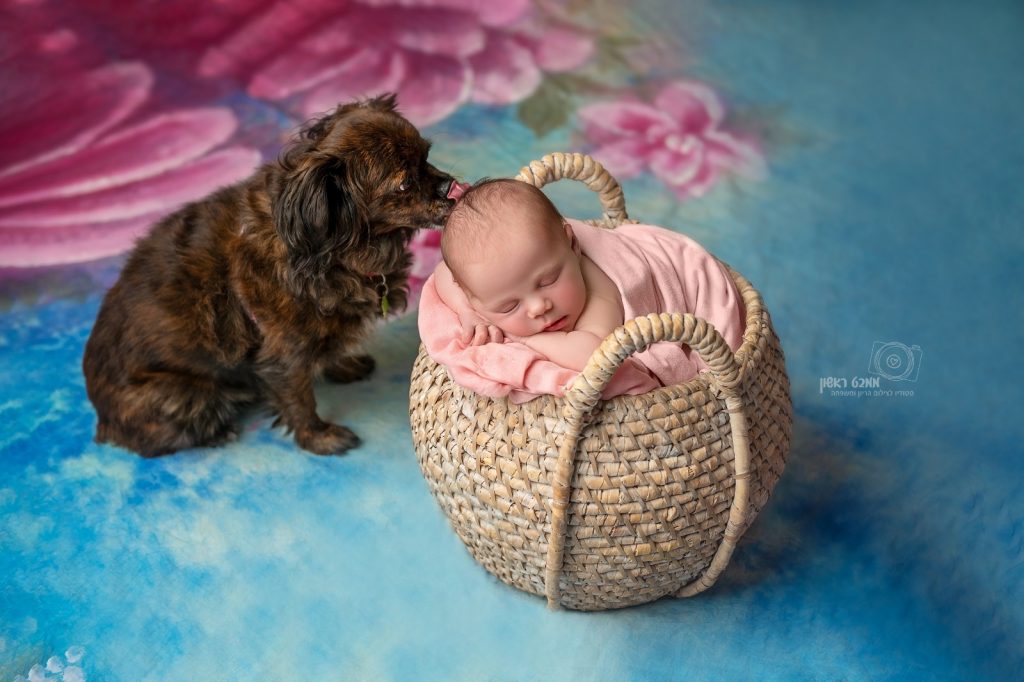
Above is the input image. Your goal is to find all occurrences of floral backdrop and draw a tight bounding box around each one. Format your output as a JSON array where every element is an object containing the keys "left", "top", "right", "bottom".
[
  {"left": 0, "top": 0, "right": 760, "bottom": 294},
  {"left": 2, "top": 1, "right": 1022, "bottom": 680}
]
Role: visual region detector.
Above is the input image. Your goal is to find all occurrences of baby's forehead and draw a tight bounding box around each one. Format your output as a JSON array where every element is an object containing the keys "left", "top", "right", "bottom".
[
  {"left": 478, "top": 212, "right": 560, "bottom": 254},
  {"left": 458, "top": 232, "right": 553, "bottom": 289}
]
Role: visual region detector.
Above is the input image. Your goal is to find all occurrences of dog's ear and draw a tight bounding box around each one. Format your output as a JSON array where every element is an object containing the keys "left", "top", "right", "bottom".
[{"left": 273, "top": 159, "right": 366, "bottom": 298}]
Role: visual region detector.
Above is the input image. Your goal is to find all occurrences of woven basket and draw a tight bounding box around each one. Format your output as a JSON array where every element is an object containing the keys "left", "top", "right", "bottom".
[{"left": 409, "top": 153, "right": 792, "bottom": 611}]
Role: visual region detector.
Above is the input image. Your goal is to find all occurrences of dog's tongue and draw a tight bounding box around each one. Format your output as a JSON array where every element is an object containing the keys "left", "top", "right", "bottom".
[{"left": 447, "top": 181, "right": 470, "bottom": 201}]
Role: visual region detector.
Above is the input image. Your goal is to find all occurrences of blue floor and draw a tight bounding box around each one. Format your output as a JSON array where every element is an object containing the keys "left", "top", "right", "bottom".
[{"left": 2, "top": 1, "right": 1022, "bottom": 679}]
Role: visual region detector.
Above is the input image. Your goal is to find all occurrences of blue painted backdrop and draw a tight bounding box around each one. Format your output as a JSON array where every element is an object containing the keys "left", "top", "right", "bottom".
[{"left": 1, "top": 1, "right": 1022, "bottom": 680}]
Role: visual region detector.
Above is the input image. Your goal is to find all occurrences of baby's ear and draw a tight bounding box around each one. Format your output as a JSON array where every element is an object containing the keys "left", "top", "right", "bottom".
[{"left": 563, "top": 221, "right": 580, "bottom": 255}]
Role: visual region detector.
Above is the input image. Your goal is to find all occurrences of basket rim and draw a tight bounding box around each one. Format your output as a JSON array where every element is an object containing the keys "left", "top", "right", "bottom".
[{"left": 414, "top": 261, "right": 767, "bottom": 409}]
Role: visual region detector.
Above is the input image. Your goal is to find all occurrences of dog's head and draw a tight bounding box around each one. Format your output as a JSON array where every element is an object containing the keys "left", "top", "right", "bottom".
[{"left": 271, "top": 94, "right": 456, "bottom": 299}]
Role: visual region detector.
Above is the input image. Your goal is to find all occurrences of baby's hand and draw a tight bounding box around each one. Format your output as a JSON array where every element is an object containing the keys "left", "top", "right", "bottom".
[{"left": 461, "top": 323, "right": 504, "bottom": 346}]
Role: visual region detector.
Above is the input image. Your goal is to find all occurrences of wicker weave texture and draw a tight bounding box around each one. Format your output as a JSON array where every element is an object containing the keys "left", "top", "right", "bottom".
[
  {"left": 408, "top": 153, "right": 792, "bottom": 611},
  {"left": 409, "top": 271, "right": 790, "bottom": 611}
]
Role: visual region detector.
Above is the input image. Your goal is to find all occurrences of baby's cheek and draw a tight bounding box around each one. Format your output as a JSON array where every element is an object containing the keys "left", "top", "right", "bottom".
[
  {"left": 571, "top": 278, "right": 588, "bottom": 312},
  {"left": 501, "top": 317, "right": 530, "bottom": 339}
]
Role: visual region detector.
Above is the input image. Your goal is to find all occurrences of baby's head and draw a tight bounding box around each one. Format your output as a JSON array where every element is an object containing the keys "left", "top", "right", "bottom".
[
  {"left": 442, "top": 179, "right": 566, "bottom": 273},
  {"left": 442, "top": 179, "right": 587, "bottom": 337}
]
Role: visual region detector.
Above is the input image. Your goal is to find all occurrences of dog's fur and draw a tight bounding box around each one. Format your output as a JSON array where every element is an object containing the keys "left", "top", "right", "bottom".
[{"left": 83, "top": 95, "right": 455, "bottom": 456}]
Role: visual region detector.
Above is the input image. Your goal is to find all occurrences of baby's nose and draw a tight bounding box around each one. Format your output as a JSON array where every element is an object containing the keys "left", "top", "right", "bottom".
[{"left": 527, "top": 297, "right": 551, "bottom": 317}]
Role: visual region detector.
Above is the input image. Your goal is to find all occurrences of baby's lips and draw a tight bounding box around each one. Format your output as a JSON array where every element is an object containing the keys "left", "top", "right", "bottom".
[{"left": 447, "top": 181, "right": 470, "bottom": 201}]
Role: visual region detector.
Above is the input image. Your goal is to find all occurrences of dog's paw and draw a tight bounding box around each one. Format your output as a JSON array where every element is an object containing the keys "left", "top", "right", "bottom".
[
  {"left": 205, "top": 421, "right": 242, "bottom": 448},
  {"left": 295, "top": 422, "right": 361, "bottom": 456},
  {"left": 324, "top": 354, "right": 376, "bottom": 383}
]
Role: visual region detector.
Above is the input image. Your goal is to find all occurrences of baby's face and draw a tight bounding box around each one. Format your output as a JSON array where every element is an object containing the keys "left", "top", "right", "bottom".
[{"left": 460, "top": 222, "right": 587, "bottom": 338}]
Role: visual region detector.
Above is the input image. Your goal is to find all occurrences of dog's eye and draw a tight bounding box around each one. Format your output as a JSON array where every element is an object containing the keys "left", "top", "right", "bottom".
[{"left": 398, "top": 180, "right": 410, "bottom": 192}]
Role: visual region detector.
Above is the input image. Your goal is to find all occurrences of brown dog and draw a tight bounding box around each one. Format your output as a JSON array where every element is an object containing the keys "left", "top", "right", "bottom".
[{"left": 83, "top": 95, "right": 456, "bottom": 457}]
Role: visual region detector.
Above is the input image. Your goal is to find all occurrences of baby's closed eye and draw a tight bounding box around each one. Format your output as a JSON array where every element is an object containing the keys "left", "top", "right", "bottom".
[{"left": 538, "top": 270, "right": 560, "bottom": 287}]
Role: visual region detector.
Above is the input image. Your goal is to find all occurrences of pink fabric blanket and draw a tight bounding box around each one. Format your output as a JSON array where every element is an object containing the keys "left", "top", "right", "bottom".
[{"left": 417, "top": 219, "right": 745, "bottom": 403}]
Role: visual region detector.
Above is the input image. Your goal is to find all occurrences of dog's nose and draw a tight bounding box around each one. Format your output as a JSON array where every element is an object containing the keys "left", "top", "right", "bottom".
[{"left": 439, "top": 178, "right": 454, "bottom": 200}]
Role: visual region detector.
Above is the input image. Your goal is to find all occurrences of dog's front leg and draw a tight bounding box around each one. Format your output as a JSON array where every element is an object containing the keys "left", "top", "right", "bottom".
[
  {"left": 323, "top": 353, "right": 376, "bottom": 383},
  {"left": 261, "top": 360, "right": 360, "bottom": 455}
]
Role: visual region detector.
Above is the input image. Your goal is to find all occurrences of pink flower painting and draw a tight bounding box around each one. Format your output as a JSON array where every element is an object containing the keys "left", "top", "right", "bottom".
[
  {"left": 0, "top": 55, "right": 260, "bottom": 268},
  {"left": 578, "top": 81, "right": 764, "bottom": 199},
  {"left": 407, "top": 229, "right": 444, "bottom": 310},
  {"left": 0, "top": 0, "right": 767, "bottom": 301},
  {"left": 196, "top": 0, "right": 594, "bottom": 126}
]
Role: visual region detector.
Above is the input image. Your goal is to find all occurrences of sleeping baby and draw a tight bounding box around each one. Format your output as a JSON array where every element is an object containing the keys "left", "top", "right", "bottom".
[
  {"left": 420, "top": 179, "right": 745, "bottom": 402},
  {"left": 436, "top": 178, "right": 625, "bottom": 371}
]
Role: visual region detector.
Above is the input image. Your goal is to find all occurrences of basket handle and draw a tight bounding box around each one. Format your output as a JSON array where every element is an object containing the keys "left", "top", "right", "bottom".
[
  {"left": 515, "top": 152, "right": 629, "bottom": 227},
  {"left": 543, "top": 313, "right": 752, "bottom": 608}
]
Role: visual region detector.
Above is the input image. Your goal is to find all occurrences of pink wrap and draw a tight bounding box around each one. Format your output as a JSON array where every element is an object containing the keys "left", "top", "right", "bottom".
[{"left": 417, "top": 220, "right": 745, "bottom": 403}]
